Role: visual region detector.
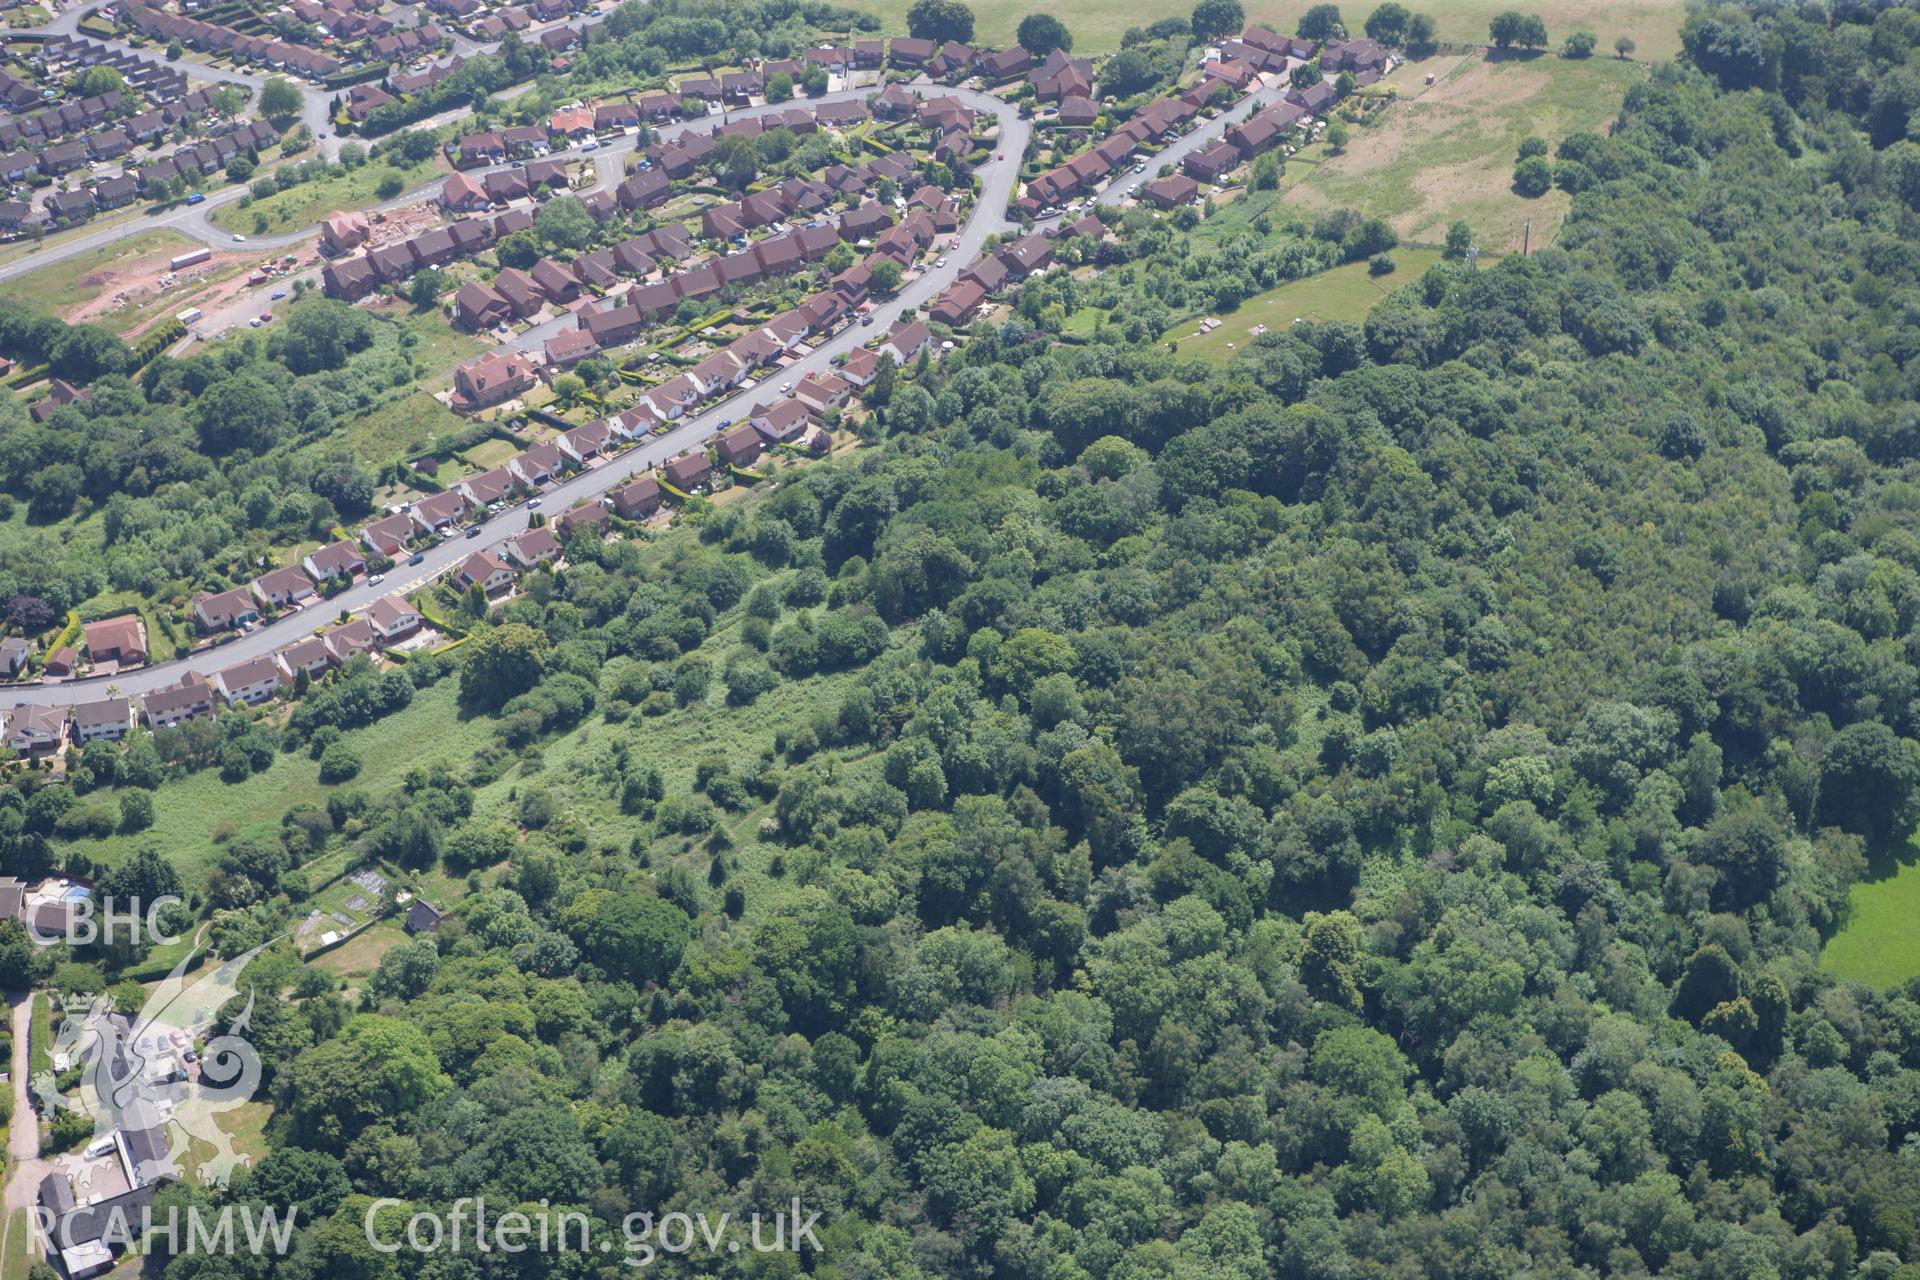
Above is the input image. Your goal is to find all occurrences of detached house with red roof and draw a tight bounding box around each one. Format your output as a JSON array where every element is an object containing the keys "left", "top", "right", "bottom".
[
  {"left": 505, "top": 526, "right": 562, "bottom": 568},
  {"left": 191, "top": 587, "right": 259, "bottom": 633},
  {"left": 451, "top": 350, "right": 537, "bottom": 412},
  {"left": 361, "top": 512, "right": 417, "bottom": 557},
  {"left": 663, "top": 452, "right": 714, "bottom": 493},
  {"left": 365, "top": 594, "right": 424, "bottom": 643},
  {"left": 453, "top": 550, "right": 515, "bottom": 595},
  {"left": 81, "top": 616, "right": 148, "bottom": 666},
  {"left": 305, "top": 540, "right": 367, "bottom": 583},
  {"left": 250, "top": 565, "right": 318, "bottom": 608}
]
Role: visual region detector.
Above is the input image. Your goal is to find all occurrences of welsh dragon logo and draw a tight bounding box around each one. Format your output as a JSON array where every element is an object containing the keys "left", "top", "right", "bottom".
[{"left": 30, "top": 938, "right": 281, "bottom": 1190}]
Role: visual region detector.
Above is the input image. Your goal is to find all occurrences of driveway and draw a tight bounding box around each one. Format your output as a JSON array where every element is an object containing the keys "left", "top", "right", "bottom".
[{"left": 1, "top": 989, "right": 49, "bottom": 1272}]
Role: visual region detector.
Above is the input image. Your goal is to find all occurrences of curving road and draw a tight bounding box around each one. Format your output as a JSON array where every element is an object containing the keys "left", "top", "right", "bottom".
[
  {"left": 1, "top": 85, "right": 1031, "bottom": 710},
  {"left": 0, "top": 0, "right": 618, "bottom": 275},
  {"left": 20, "top": 2, "right": 341, "bottom": 157}
]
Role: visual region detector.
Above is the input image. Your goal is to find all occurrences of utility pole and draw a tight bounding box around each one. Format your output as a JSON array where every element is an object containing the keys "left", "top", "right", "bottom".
[{"left": 1521, "top": 218, "right": 1531, "bottom": 255}]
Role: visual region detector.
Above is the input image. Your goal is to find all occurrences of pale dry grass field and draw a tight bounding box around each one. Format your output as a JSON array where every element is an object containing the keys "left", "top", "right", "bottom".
[
  {"left": 1286, "top": 50, "right": 1643, "bottom": 252},
  {"left": 839, "top": 0, "right": 1684, "bottom": 59}
]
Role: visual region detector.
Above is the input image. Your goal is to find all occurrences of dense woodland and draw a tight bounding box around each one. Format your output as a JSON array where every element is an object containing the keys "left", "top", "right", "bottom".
[{"left": 20, "top": 3, "right": 1920, "bottom": 1278}]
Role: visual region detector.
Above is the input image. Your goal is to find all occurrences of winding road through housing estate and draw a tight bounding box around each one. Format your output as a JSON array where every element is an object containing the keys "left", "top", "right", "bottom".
[
  {"left": 0, "top": 84, "right": 1035, "bottom": 709},
  {"left": 0, "top": 55, "right": 1285, "bottom": 712}
]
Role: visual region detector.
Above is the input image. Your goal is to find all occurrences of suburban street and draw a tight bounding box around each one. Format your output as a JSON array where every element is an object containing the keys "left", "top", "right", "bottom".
[
  {"left": 1095, "top": 84, "right": 1290, "bottom": 206},
  {"left": 0, "top": 87, "right": 1032, "bottom": 710},
  {"left": 0, "top": 0, "right": 616, "bottom": 279},
  {"left": 22, "top": 1, "right": 343, "bottom": 157},
  {"left": 0, "top": 7, "right": 1297, "bottom": 710}
]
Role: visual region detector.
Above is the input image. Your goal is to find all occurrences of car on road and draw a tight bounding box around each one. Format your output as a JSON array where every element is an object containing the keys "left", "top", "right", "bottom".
[
  {"left": 271, "top": 290, "right": 288, "bottom": 300},
  {"left": 409, "top": 553, "right": 425, "bottom": 565},
  {"left": 259, "top": 312, "right": 272, "bottom": 323},
  {"left": 861, "top": 314, "right": 873, "bottom": 325},
  {"left": 527, "top": 497, "right": 542, "bottom": 508},
  {"left": 369, "top": 573, "right": 386, "bottom": 585},
  {"left": 232, "top": 234, "right": 246, "bottom": 242},
  {"left": 719, "top": 418, "right": 733, "bottom": 428},
  {"left": 935, "top": 256, "right": 947, "bottom": 268},
  {"left": 249, "top": 317, "right": 263, "bottom": 328},
  {"left": 185, "top": 192, "right": 205, "bottom": 204},
  {"left": 581, "top": 137, "right": 600, "bottom": 150},
  {"left": 466, "top": 525, "right": 484, "bottom": 538},
  {"left": 780, "top": 381, "right": 793, "bottom": 392}
]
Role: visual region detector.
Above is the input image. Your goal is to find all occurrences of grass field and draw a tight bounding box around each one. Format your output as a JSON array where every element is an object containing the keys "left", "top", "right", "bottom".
[
  {"left": 1163, "top": 246, "right": 1444, "bottom": 356},
  {"left": 6, "top": 228, "right": 200, "bottom": 316},
  {"left": 1824, "top": 854, "right": 1920, "bottom": 988},
  {"left": 320, "top": 389, "right": 469, "bottom": 471},
  {"left": 0, "top": 202, "right": 160, "bottom": 269},
  {"left": 383, "top": 300, "right": 494, "bottom": 390},
  {"left": 211, "top": 154, "right": 449, "bottom": 235},
  {"left": 56, "top": 679, "right": 475, "bottom": 891},
  {"left": 1284, "top": 50, "right": 1642, "bottom": 253},
  {"left": 837, "top": 0, "right": 1683, "bottom": 58}
]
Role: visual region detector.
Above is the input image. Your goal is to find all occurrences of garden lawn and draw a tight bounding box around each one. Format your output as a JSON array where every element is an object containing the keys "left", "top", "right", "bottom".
[
  {"left": 1161, "top": 247, "right": 1444, "bottom": 357},
  {"left": 460, "top": 437, "right": 523, "bottom": 469},
  {"left": 835, "top": 0, "right": 1683, "bottom": 57},
  {"left": 29, "top": 993, "right": 50, "bottom": 1075},
  {"left": 1285, "top": 51, "right": 1642, "bottom": 253},
  {"left": 310, "top": 920, "right": 409, "bottom": 989},
  {"left": 1823, "top": 852, "right": 1920, "bottom": 988}
]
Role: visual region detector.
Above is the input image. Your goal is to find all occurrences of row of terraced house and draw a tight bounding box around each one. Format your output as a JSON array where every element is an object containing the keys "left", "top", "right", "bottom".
[{"left": 1013, "top": 25, "right": 1364, "bottom": 218}]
